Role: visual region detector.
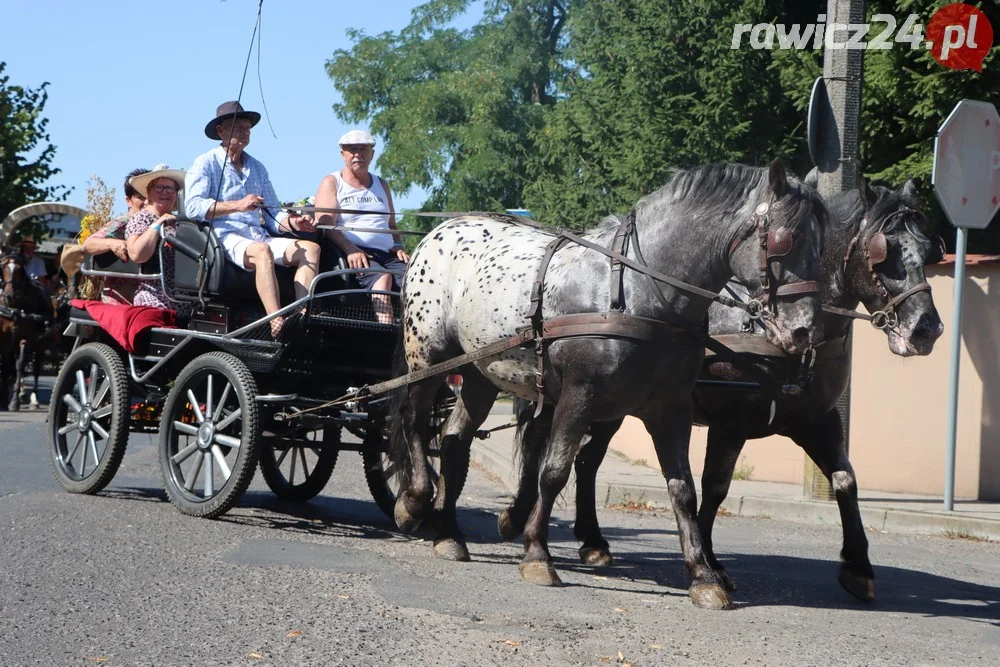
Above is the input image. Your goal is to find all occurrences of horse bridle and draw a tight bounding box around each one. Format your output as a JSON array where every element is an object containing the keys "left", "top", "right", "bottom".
[
  {"left": 727, "top": 199, "right": 822, "bottom": 321},
  {"left": 835, "top": 208, "right": 933, "bottom": 330}
]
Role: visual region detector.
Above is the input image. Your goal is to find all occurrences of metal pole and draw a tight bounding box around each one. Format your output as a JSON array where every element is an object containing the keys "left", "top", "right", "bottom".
[
  {"left": 806, "top": 0, "right": 867, "bottom": 500},
  {"left": 943, "top": 226, "right": 968, "bottom": 511}
]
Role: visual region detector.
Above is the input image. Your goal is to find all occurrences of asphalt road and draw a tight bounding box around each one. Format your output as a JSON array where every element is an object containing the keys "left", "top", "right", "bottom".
[{"left": 1, "top": 390, "right": 997, "bottom": 666}]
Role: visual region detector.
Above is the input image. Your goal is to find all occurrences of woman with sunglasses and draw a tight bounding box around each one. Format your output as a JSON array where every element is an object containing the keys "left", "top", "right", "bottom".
[{"left": 124, "top": 164, "right": 192, "bottom": 315}]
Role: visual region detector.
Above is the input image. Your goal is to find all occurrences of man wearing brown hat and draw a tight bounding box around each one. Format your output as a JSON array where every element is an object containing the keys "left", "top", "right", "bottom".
[{"left": 185, "top": 101, "right": 319, "bottom": 330}]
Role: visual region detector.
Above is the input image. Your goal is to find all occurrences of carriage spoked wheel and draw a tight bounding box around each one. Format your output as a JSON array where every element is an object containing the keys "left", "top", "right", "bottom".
[
  {"left": 259, "top": 426, "right": 340, "bottom": 502},
  {"left": 362, "top": 403, "right": 467, "bottom": 521},
  {"left": 48, "top": 343, "right": 130, "bottom": 494},
  {"left": 159, "top": 352, "right": 259, "bottom": 519}
]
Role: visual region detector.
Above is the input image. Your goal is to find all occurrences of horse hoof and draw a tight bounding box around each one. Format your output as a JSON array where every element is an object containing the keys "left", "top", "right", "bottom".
[
  {"left": 393, "top": 497, "right": 422, "bottom": 533},
  {"left": 497, "top": 509, "right": 521, "bottom": 542},
  {"left": 839, "top": 566, "right": 875, "bottom": 602},
  {"left": 579, "top": 546, "right": 614, "bottom": 567},
  {"left": 688, "top": 583, "right": 733, "bottom": 610},
  {"left": 519, "top": 560, "right": 562, "bottom": 586},
  {"left": 716, "top": 569, "right": 737, "bottom": 592},
  {"left": 433, "top": 538, "right": 470, "bottom": 562}
]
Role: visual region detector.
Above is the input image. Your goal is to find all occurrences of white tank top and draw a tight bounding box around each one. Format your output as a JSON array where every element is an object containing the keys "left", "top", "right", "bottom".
[{"left": 332, "top": 171, "right": 393, "bottom": 251}]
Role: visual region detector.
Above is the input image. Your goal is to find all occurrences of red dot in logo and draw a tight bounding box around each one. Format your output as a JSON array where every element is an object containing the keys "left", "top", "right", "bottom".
[
  {"left": 962, "top": 197, "right": 968, "bottom": 205},
  {"left": 927, "top": 3, "right": 994, "bottom": 72},
  {"left": 994, "top": 196, "right": 999, "bottom": 206}
]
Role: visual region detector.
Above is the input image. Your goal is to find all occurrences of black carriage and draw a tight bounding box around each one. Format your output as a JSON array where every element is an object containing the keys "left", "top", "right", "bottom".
[{"left": 46, "top": 218, "right": 447, "bottom": 519}]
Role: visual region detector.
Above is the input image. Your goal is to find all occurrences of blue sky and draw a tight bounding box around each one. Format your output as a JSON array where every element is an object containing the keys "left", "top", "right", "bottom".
[{"left": 4, "top": 0, "right": 481, "bottom": 217}]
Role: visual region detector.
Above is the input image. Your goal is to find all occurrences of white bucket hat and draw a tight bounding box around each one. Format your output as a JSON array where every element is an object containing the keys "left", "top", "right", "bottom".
[
  {"left": 338, "top": 129, "right": 376, "bottom": 147},
  {"left": 129, "top": 163, "right": 186, "bottom": 198}
]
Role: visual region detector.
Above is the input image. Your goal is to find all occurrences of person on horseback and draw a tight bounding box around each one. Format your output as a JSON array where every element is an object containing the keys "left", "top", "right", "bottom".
[
  {"left": 185, "top": 101, "right": 320, "bottom": 336},
  {"left": 313, "top": 129, "right": 406, "bottom": 324}
]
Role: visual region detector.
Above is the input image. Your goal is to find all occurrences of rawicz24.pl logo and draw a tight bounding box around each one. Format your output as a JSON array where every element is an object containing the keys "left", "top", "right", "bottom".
[{"left": 731, "top": 2, "right": 993, "bottom": 71}]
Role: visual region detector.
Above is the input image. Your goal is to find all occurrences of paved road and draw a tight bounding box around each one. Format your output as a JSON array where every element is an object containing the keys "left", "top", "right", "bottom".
[{"left": 1, "top": 400, "right": 997, "bottom": 666}]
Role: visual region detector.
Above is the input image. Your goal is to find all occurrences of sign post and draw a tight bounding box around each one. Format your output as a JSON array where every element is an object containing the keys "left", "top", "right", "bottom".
[{"left": 932, "top": 99, "right": 1000, "bottom": 511}]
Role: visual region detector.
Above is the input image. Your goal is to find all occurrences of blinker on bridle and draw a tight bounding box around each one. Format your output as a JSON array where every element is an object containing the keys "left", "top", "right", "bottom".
[{"left": 728, "top": 199, "right": 821, "bottom": 322}]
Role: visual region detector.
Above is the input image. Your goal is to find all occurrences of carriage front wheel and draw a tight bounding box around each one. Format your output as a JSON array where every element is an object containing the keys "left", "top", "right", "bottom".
[
  {"left": 48, "top": 343, "right": 130, "bottom": 494},
  {"left": 259, "top": 426, "right": 340, "bottom": 502},
  {"left": 159, "top": 352, "right": 259, "bottom": 519}
]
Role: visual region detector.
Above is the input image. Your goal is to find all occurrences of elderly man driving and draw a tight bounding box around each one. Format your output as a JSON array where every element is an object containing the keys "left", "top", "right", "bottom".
[{"left": 185, "top": 101, "right": 320, "bottom": 336}]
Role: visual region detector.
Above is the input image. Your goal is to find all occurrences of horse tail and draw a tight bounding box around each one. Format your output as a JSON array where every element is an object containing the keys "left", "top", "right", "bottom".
[
  {"left": 512, "top": 395, "right": 538, "bottom": 479},
  {"left": 385, "top": 334, "right": 411, "bottom": 482}
]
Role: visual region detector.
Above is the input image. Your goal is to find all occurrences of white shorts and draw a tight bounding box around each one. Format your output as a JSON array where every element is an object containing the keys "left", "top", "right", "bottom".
[{"left": 221, "top": 234, "right": 297, "bottom": 272}]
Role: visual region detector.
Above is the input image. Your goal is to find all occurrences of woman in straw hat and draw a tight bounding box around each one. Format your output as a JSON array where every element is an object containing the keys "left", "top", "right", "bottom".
[{"left": 125, "top": 164, "right": 191, "bottom": 315}]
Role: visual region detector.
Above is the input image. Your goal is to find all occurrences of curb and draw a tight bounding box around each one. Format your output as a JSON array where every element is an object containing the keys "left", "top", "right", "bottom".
[{"left": 470, "top": 441, "right": 1000, "bottom": 543}]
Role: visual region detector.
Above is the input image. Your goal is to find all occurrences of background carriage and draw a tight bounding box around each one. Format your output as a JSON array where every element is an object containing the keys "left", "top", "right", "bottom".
[{"left": 46, "top": 217, "right": 453, "bottom": 519}]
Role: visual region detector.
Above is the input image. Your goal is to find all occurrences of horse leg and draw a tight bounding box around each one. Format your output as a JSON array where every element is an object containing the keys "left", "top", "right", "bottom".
[
  {"left": 786, "top": 410, "right": 874, "bottom": 602},
  {"left": 394, "top": 376, "right": 445, "bottom": 532},
  {"left": 30, "top": 335, "right": 42, "bottom": 409},
  {"left": 696, "top": 426, "right": 747, "bottom": 592},
  {"left": 431, "top": 369, "right": 498, "bottom": 561},
  {"left": 520, "top": 396, "right": 590, "bottom": 586},
  {"left": 644, "top": 399, "right": 732, "bottom": 609},
  {"left": 10, "top": 339, "right": 27, "bottom": 412},
  {"left": 498, "top": 401, "right": 553, "bottom": 542},
  {"left": 574, "top": 419, "right": 622, "bottom": 567}
]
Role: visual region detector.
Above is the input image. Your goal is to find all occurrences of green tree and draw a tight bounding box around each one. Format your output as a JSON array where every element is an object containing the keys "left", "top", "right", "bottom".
[
  {"left": 0, "top": 62, "right": 67, "bottom": 241},
  {"left": 326, "top": 0, "right": 568, "bottom": 227},
  {"left": 775, "top": 1, "right": 1000, "bottom": 251}
]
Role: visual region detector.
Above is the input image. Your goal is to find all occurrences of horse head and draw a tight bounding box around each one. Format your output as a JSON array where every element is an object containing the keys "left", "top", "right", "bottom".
[
  {"left": 839, "top": 178, "right": 944, "bottom": 356},
  {"left": 1, "top": 251, "right": 27, "bottom": 305},
  {"left": 724, "top": 159, "right": 826, "bottom": 355}
]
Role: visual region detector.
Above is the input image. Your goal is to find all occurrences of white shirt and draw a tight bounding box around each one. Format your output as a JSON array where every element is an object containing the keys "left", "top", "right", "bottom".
[{"left": 332, "top": 171, "right": 393, "bottom": 252}]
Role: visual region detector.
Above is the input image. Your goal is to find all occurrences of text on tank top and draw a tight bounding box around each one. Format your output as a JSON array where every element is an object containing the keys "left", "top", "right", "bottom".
[{"left": 333, "top": 172, "right": 393, "bottom": 252}]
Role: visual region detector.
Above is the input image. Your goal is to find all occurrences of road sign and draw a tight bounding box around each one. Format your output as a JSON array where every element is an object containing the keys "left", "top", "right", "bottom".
[{"left": 932, "top": 99, "right": 1000, "bottom": 230}]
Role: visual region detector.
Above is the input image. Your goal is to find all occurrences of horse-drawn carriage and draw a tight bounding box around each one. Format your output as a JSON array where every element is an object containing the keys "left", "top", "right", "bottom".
[{"left": 46, "top": 216, "right": 444, "bottom": 519}]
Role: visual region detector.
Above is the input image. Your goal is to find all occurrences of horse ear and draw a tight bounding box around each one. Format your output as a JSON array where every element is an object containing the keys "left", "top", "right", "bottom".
[
  {"left": 768, "top": 158, "right": 788, "bottom": 198},
  {"left": 901, "top": 178, "right": 919, "bottom": 203},
  {"left": 857, "top": 174, "right": 877, "bottom": 213},
  {"left": 804, "top": 167, "right": 819, "bottom": 190}
]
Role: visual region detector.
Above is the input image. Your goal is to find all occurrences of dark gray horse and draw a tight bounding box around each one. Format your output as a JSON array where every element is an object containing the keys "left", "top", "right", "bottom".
[
  {"left": 503, "top": 177, "right": 944, "bottom": 603},
  {"left": 390, "top": 161, "right": 826, "bottom": 609},
  {"left": 0, "top": 251, "right": 51, "bottom": 411}
]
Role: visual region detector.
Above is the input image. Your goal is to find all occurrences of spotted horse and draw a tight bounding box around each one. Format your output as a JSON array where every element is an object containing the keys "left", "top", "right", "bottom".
[{"left": 389, "top": 160, "right": 826, "bottom": 609}]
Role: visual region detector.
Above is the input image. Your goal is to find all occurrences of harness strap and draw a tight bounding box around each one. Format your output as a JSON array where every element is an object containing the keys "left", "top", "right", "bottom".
[
  {"left": 609, "top": 212, "right": 635, "bottom": 311},
  {"left": 527, "top": 236, "right": 570, "bottom": 416}
]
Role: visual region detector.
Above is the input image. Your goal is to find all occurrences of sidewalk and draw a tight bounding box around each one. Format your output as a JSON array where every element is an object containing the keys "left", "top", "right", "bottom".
[{"left": 470, "top": 412, "right": 1000, "bottom": 542}]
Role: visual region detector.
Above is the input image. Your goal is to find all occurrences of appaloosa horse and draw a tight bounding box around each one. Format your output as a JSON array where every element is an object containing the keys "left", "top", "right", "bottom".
[
  {"left": 505, "top": 177, "right": 944, "bottom": 603},
  {"left": 390, "top": 160, "right": 826, "bottom": 609},
  {"left": 0, "top": 251, "right": 51, "bottom": 410}
]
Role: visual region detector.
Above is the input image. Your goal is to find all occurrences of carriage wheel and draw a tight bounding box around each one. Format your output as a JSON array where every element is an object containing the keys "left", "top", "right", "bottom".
[
  {"left": 259, "top": 426, "right": 340, "bottom": 502},
  {"left": 159, "top": 352, "right": 259, "bottom": 519},
  {"left": 48, "top": 343, "right": 130, "bottom": 494}
]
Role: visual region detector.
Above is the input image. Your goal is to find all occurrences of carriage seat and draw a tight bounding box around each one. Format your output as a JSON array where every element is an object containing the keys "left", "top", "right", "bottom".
[{"left": 170, "top": 220, "right": 349, "bottom": 304}]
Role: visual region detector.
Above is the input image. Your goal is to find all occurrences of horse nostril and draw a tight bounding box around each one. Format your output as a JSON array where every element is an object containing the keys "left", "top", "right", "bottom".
[{"left": 912, "top": 315, "right": 945, "bottom": 343}]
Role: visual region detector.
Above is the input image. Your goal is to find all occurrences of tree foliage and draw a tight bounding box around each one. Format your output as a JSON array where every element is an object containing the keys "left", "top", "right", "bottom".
[
  {"left": 0, "top": 62, "right": 67, "bottom": 241},
  {"left": 327, "top": 1, "right": 1000, "bottom": 249}
]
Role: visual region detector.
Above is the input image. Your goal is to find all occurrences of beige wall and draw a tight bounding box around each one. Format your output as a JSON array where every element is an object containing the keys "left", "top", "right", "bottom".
[{"left": 609, "top": 262, "right": 1000, "bottom": 500}]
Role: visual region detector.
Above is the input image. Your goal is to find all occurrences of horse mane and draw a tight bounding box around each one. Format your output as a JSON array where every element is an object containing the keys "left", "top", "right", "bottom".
[
  {"left": 826, "top": 184, "right": 934, "bottom": 240},
  {"left": 642, "top": 162, "right": 824, "bottom": 232}
]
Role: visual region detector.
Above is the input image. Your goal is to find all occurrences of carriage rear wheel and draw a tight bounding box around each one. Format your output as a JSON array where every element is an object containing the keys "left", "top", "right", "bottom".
[
  {"left": 259, "top": 426, "right": 340, "bottom": 502},
  {"left": 159, "top": 352, "right": 259, "bottom": 519},
  {"left": 48, "top": 343, "right": 130, "bottom": 494}
]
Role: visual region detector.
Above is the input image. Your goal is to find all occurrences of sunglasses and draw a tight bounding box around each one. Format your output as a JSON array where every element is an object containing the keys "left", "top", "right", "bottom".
[
  {"left": 151, "top": 184, "right": 178, "bottom": 194},
  {"left": 341, "top": 144, "right": 372, "bottom": 153}
]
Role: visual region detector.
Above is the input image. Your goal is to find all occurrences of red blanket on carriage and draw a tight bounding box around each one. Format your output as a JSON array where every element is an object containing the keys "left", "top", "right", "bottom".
[{"left": 70, "top": 299, "right": 177, "bottom": 354}]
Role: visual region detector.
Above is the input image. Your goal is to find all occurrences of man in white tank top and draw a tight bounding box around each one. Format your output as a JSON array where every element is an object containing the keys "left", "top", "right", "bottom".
[{"left": 314, "top": 130, "right": 407, "bottom": 324}]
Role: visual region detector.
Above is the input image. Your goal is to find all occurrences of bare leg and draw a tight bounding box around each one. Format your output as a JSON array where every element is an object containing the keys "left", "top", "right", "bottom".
[
  {"left": 521, "top": 394, "right": 591, "bottom": 586},
  {"left": 243, "top": 242, "right": 282, "bottom": 335},
  {"left": 574, "top": 420, "right": 622, "bottom": 567},
  {"left": 498, "top": 402, "right": 553, "bottom": 541},
  {"left": 644, "top": 399, "right": 732, "bottom": 609},
  {"left": 10, "top": 340, "right": 27, "bottom": 411},
  {"left": 371, "top": 274, "right": 394, "bottom": 324},
  {"left": 786, "top": 410, "right": 875, "bottom": 602},
  {"left": 431, "top": 370, "right": 499, "bottom": 561},
  {"left": 696, "top": 426, "right": 747, "bottom": 591},
  {"left": 283, "top": 240, "right": 320, "bottom": 301}
]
